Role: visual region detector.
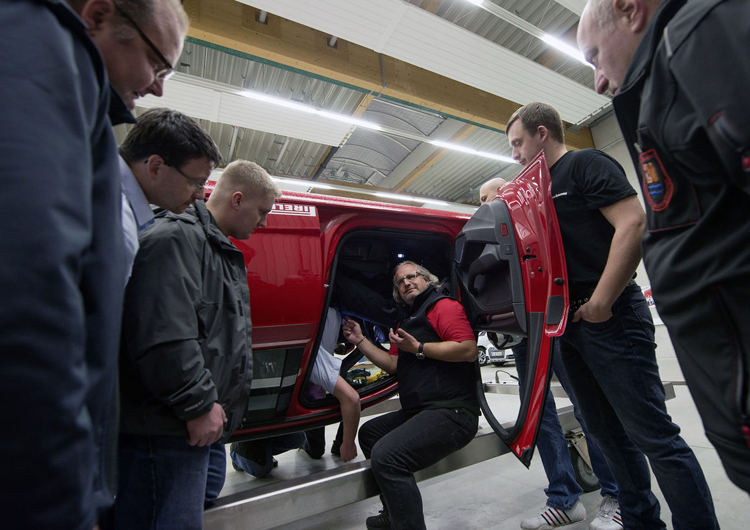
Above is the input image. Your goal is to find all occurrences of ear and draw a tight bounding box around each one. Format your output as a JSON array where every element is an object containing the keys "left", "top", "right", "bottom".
[
  {"left": 537, "top": 125, "right": 550, "bottom": 143},
  {"left": 613, "top": 0, "right": 648, "bottom": 32},
  {"left": 78, "top": 0, "right": 116, "bottom": 35},
  {"left": 145, "top": 154, "right": 165, "bottom": 182},
  {"left": 231, "top": 191, "right": 243, "bottom": 211}
]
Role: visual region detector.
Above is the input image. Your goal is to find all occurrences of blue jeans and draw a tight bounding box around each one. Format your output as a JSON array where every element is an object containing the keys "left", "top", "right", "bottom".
[
  {"left": 115, "top": 434, "right": 223, "bottom": 530},
  {"left": 204, "top": 444, "right": 227, "bottom": 508},
  {"left": 559, "top": 285, "right": 718, "bottom": 530},
  {"left": 551, "top": 343, "right": 618, "bottom": 500},
  {"left": 359, "top": 408, "right": 478, "bottom": 530},
  {"left": 230, "top": 432, "right": 306, "bottom": 478}
]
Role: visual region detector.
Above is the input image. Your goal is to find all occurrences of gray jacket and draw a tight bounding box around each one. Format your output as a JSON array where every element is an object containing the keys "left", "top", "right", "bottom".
[{"left": 120, "top": 201, "right": 253, "bottom": 440}]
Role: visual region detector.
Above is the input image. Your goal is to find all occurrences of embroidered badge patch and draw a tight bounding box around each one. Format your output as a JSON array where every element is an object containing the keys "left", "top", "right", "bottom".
[{"left": 639, "top": 149, "right": 674, "bottom": 211}]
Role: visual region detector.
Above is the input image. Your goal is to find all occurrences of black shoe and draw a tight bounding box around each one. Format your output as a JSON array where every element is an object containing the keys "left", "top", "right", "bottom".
[{"left": 365, "top": 508, "right": 391, "bottom": 530}]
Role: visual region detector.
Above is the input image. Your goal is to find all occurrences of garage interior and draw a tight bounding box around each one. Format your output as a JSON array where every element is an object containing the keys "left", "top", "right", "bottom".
[{"left": 111, "top": 0, "right": 745, "bottom": 528}]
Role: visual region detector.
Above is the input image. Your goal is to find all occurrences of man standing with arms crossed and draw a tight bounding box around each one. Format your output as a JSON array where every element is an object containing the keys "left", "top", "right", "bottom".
[
  {"left": 505, "top": 102, "right": 717, "bottom": 529},
  {"left": 117, "top": 161, "right": 280, "bottom": 529},
  {"left": 578, "top": 0, "right": 750, "bottom": 494}
]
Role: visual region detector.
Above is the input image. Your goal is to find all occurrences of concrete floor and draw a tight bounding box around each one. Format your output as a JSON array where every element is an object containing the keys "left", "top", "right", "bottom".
[{"left": 217, "top": 325, "right": 747, "bottom": 529}]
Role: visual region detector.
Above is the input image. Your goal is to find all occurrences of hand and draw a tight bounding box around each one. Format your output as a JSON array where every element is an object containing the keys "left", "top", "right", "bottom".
[
  {"left": 186, "top": 402, "right": 227, "bottom": 447},
  {"left": 388, "top": 327, "right": 419, "bottom": 354},
  {"left": 573, "top": 299, "right": 612, "bottom": 323},
  {"left": 342, "top": 317, "right": 364, "bottom": 345},
  {"left": 339, "top": 441, "right": 358, "bottom": 463}
]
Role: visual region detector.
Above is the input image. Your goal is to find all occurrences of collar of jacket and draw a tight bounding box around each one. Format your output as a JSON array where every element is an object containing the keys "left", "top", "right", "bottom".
[
  {"left": 404, "top": 285, "right": 437, "bottom": 317},
  {"left": 617, "top": 0, "right": 686, "bottom": 96},
  {"left": 192, "top": 201, "right": 241, "bottom": 253},
  {"left": 109, "top": 86, "right": 137, "bottom": 126}
]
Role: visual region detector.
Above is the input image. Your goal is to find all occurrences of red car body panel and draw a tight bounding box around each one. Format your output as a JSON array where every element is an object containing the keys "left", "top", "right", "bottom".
[{"left": 217, "top": 152, "right": 566, "bottom": 464}]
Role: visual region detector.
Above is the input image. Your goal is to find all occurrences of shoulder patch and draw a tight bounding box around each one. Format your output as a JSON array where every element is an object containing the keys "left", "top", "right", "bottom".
[{"left": 639, "top": 149, "right": 674, "bottom": 211}]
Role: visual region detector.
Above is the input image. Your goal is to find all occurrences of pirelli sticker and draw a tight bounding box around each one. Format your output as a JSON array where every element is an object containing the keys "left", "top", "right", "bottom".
[{"left": 270, "top": 203, "right": 317, "bottom": 217}]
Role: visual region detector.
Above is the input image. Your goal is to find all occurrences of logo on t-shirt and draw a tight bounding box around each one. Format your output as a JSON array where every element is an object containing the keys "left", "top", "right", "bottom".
[{"left": 639, "top": 149, "right": 673, "bottom": 211}]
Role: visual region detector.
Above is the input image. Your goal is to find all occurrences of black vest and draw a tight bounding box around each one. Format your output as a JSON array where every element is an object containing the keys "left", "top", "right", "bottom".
[{"left": 397, "top": 288, "right": 479, "bottom": 415}]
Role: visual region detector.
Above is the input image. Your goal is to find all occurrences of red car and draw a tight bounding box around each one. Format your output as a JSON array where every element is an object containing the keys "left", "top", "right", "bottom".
[{"left": 227, "top": 151, "right": 567, "bottom": 466}]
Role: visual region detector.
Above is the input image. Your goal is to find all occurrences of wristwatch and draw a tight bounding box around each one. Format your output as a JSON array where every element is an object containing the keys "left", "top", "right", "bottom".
[{"left": 416, "top": 342, "right": 425, "bottom": 360}]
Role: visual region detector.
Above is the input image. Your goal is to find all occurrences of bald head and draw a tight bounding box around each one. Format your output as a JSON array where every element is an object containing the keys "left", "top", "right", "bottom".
[
  {"left": 479, "top": 177, "right": 509, "bottom": 204},
  {"left": 578, "top": 0, "right": 662, "bottom": 95}
]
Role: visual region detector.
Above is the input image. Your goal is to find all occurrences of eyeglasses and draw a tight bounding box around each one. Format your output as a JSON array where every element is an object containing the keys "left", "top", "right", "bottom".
[
  {"left": 113, "top": 2, "right": 174, "bottom": 80},
  {"left": 396, "top": 272, "right": 422, "bottom": 287},
  {"left": 165, "top": 162, "right": 207, "bottom": 190}
]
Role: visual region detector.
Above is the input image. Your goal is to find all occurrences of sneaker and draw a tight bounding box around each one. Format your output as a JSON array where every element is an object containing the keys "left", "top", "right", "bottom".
[
  {"left": 365, "top": 507, "right": 391, "bottom": 529},
  {"left": 520, "top": 500, "right": 586, "bottom": 530},
  {"left": 589, "top": 495, "right": 622, "bottom": 530}
]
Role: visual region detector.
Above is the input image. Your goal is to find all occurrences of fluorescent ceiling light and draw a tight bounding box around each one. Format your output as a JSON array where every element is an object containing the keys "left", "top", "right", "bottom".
[
  {"left": 430, "top": 140, "right": 518, "bottom": 165},
  {"left": 463, "top": 0, "right": 593, "bottom": 68},
  {"left": 239, "top": 90, "right": 516, "bottom": 166},
  {"left": 240, "top": 90, "right": 383, "bottom": 131},
  {"left": 540, "top": 35, "right": 592, "bottom": 67}
]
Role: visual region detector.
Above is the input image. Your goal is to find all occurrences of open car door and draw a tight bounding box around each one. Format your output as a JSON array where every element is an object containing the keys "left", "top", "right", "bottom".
[{"left": 454, "top": 151, "right": 568, "bottom": 467}]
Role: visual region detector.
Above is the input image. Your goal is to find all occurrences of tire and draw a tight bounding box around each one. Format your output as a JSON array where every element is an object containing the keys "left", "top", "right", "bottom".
[
  {"left": 569, "top": 446, "right": 601, "bottom": 493},
  {"left": 477, "top": 347, "right": 489, "bottom": 366}
]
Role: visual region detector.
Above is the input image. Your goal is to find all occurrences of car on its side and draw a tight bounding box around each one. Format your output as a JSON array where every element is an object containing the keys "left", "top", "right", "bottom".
[{"left": 477, "top": 332, "right": 515, "bottom": 366}]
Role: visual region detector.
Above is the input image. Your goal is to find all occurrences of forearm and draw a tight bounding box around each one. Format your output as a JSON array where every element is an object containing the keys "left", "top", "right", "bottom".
[
  {"left": 592, "top": 226, "right": 643, "bottom": 307},
  {"left": 356, "top": 338, "right": 398, "bottom": 374},
  {"left": 338, "top": 387, "right": 361, "bottom": 447},
  {"left": 420, "top": 339, "right": 478, "bottom": 362}
]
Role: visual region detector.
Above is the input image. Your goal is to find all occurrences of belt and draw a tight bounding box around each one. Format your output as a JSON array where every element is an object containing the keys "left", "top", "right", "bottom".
[{"left": 570, "top": 279, "right": 638, "bottom": 313}]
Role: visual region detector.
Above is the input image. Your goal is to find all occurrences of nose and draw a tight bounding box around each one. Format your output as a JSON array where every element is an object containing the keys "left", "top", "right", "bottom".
[
  {"left": 193, "top": 187, "right": 206, "bottom": 201},
  {"left": 594, "top": 70, "right": 609, "bottom": 95},
  {"left": 146, "top": 77, "right": 165, "bottom": 98},
  {"left": 258, "top": 214, "right": 268, "bottom": 229},
  {"left": 511, "top": 147, "right": 521, "bottom": 162}
]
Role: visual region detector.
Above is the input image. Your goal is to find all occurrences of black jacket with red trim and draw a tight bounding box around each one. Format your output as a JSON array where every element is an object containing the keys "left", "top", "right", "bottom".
[{"left": 612, "top": 0, "right": 750, "bottom": 313}]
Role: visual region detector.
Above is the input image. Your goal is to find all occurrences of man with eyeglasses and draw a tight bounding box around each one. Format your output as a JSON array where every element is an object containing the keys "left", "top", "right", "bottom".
[
  {"left": 342, "top": 261, "right": 479, "bottom": 530},
  {"left": 117, "top": 160, "right": 280, "bottom": 529},
  {"left": 118, "top": 107, "right": 222, "bottom": 281},
  {"left": 69, "top": 0, "right": 187, "bottom": 113},
  {"left": 0, "top": 1, "right": 182, "bottom": 529}
]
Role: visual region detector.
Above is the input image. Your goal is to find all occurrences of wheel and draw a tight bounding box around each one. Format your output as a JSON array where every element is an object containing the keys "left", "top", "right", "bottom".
[
  {"left": 569, "top": 446, "right": 601, "bottom": 493},
  {"left": 477, "top": 347, "right": 489, "bottom": 366}
]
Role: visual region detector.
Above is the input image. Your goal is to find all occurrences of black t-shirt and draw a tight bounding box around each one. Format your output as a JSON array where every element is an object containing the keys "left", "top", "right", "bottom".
[{"left": 549, "top": 149, "right": 637, "bottom": 299}]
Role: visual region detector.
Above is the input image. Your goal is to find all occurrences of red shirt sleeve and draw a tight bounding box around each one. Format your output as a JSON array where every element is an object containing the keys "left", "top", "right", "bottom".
[{"left": 426, "top": 299, "right": 475, "bottom": 342}]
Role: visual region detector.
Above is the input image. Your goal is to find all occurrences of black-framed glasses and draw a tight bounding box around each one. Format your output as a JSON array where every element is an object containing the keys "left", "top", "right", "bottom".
[
  {"left": 396, "top": 272, "right": 423, "bottom": 287},
  {"left": 165, "top": 162, "right": 207, "bottom": 190},
  {"left": 113, "top": 1, "right": 174, "bottom": 80}
]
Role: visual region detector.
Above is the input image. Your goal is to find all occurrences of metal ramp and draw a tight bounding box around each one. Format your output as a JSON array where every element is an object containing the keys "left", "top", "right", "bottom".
[{"left": 205, "top": 383, "right": 675, "bottom": 529}]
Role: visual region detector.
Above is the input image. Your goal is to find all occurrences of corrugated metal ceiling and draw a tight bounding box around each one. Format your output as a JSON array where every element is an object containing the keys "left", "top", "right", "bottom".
[{"left": 124, "top": 0, "right": 603, "bottom": 206}]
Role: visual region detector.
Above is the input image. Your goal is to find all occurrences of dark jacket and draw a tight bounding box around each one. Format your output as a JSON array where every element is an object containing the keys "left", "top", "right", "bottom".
[
  {"left": 613, "top": 0, "right": 750, "bottom": 312},
  {"left": 397, "top": 287, "right": 479, "bottom": 415},
  {"left": 120, "top": 201, "right": 253, "bottom": 441},
  {"left": 0, "top": 1, "right": 125, "bottom": 527}
]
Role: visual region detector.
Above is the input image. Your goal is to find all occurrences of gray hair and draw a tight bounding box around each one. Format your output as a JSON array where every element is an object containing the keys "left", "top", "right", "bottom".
[{"left": 392, "top": 261, "right": 440, "bottom": 304}]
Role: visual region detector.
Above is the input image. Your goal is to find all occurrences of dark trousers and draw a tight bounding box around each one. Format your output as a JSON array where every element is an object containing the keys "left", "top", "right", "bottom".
[
  {"left": 657, "top": 281, "right": 750, "bottom": 493},
  {"left": 560, "top": 285, "right": 718, "bottom": 530},
  {"left": 359, "top": 408, "right": 478, "bottom": 530}
]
